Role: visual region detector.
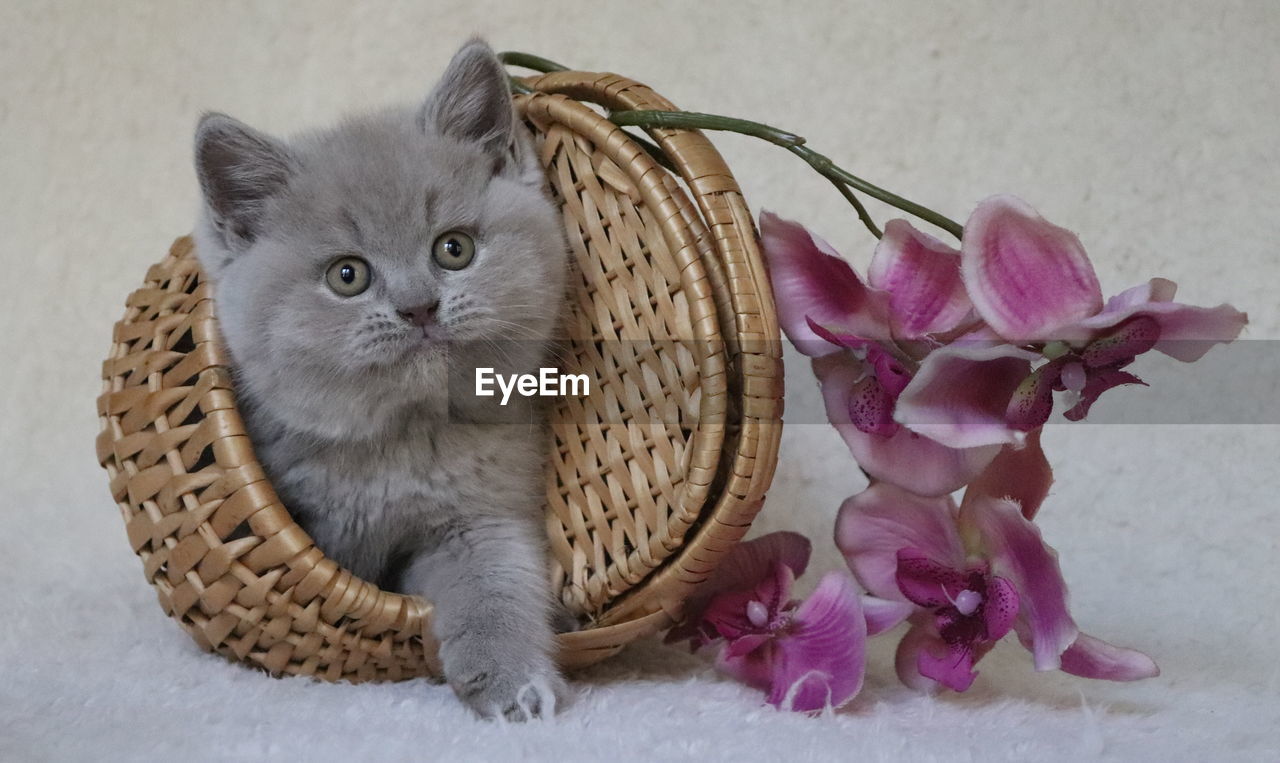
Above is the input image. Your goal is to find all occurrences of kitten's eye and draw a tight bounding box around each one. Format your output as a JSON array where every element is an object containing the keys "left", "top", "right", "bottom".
[
  {"left": 325, "top": 255, "right": 371, "bottom": 296},
  {"left": 432, "top": 231, "right": 475, "bottom": 271}
]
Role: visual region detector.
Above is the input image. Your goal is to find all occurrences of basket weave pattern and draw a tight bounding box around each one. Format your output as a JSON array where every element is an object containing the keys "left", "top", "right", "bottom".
[{"left": 96, "top": 71, "right": 782, "bottom": 681}]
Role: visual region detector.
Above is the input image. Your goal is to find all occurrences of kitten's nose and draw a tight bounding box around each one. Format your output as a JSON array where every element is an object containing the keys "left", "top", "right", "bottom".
[{"left": 397, "top": 300, "right": 438, "bottom": 327}]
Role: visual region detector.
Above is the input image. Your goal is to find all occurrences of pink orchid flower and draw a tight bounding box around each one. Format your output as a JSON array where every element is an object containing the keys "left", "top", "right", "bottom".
[
  {"left": 895, "top": 195, "right": 1248, "bottom": 448},
  {"left": 761, "top": 212, "right": 1008, "bottom": 496},
  {"left": 666, "top": 531, "right": 873, "bottom": 712},
  {"left": 835, "top": 436, "right": 1159, "bottom": 692}
]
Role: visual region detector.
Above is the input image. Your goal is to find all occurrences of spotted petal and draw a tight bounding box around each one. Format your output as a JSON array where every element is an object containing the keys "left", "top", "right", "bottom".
[
  {"left": 894, "top": 548, "right": 972, "bottom": 608},
  {"left": 962, "top": 195, "right": 1104, "bottom": 342},
  {"left": 983, "top": 576, "right": 1020, "bottom": 642},
  {"left": 1004, "top": 358, "right": 1065, "bottom": 433},
  {"left": 1080, "top": 316, "right": 1161, "bottom": 368},
  {"left": 760, "top": 211, "right": 891, "bottom": 356},
  {"left": 868, "top": 219, "right": 972, "bottom": 339}
]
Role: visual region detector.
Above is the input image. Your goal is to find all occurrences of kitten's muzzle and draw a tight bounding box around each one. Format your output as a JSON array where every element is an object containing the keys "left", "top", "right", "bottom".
[{"left": 397, "top": 301, "right": 439, "bottom": 328}]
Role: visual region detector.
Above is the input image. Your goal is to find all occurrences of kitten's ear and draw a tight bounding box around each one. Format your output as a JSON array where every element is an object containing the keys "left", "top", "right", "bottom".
[
  {"left": 194, "top": 112, "right": 295, "bottom": 249},
  {"left": 421, "top": 38, "right": 514, "bottom": 155}
]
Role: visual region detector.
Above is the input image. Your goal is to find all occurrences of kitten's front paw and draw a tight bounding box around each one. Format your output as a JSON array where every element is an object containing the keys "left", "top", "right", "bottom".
[{"left": 446, "top": 652, "right": 566, "bottom": 721}]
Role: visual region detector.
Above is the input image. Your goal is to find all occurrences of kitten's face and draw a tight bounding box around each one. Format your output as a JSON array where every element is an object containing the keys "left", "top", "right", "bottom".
[{"left": 193, "top": 42, "right": 567, "bottom": 437}]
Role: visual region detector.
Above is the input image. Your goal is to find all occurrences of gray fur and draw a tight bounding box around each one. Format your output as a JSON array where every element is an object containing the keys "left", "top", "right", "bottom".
[{"left": 192, "top": 39, "right": 569, "bottom": 720}]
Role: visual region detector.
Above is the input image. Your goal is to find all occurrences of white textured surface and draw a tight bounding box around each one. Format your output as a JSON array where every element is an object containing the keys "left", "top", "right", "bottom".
[{"left": 2, "top": 2, "right": 1278, "bottom": 761}]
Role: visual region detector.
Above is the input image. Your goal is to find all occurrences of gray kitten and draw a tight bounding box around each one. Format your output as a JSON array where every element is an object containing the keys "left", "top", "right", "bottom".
[{"left": 191, "top": 39, "right": 569, "bottom": 720}]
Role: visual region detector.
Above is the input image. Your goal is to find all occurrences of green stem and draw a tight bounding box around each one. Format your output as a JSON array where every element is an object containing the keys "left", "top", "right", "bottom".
[
  {"left": 625, "top": 130, "right": 680, "bottom": 173},
  {"left": 502, "top": 72, "right": 677, "bottom": 173},
  {"left": 497, "top": 51, "right": 569, "bottom": 73},
  {"left": 498, "top": 50, "right": 965, "bottom": 241},
  {"left": 611, "top": 109, "right": 962, "bottom": 240},
  {"left": 825, "top": 175, "right": 882, "bottom": 239},
  {"left": 499, "top": 51, "right": 678, "bottom": 174},
  {"left": 608, "top": 110, "right": 806, "bottom": 148}
]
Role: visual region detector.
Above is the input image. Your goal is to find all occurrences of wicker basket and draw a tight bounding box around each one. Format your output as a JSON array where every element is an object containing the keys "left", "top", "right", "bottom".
[{"left": 96, "top": 71, "right": 783, "bottom": 682}]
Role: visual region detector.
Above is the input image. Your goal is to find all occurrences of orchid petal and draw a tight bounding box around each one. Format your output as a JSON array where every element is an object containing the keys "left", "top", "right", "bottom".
[
  {"left": 963, "top": 429, "right": 1053, "bottom": 520},
  {"left": 869, "top": 346, "right": 914, "bottom": 397},
  {"left": 848, "top": 374, "right": 900, "bottom": 437},
  {"left": 766, "top": 572, "right": 868, "bottom": 711},
  {"left": 692, "top": 531, "right": 811, "bottom": 605},
  {"left": 894, "top": 548, "right": 971, "bottom": 608},
  {"left": 1134, "top": 301, "right": 1248, "bottom": 362},
  {"left": 1062, "top": 367, "right": 1146, "bottom": 422},
  {"left": 916, "top": 640, "right": 979, "bottom": 693},
  {"left": 1081, "top": 316, "right": 1161, "bottom": 368},
  {"left": 901, "top": 619, "right": 999, "bottom": 693},
  {"left": 894, "top": 624, "right": 943, "bottom": 693},
  {"left": 1101, "top": 278, "right": 1178, "bottom": 312},
  {"left": 1004, "top": 358, "right": 1064, "bottom": 433},
  {"left": 805, "top": 320, "right": 912, "bottom": 403},
  {"left": 1059, "top": 632, "right": 1160, "bottom": 681},
  {"left": 805, "top": 317, "right": 876, "bottom": 353},
  {"left": 835, "top": 483, "right": 963, "bottom": 601},
  {"left": 961, "top": 195, "right": 1104, "bottom": 342},
  {"left": 815, "top": 354, "right": 1002, "bottom": 495},
  {"left": 868, "top": 219, "right": 972, "bottom": 339},
  {"left": 712, "top": 531, "right": 812, "bottom": 586},
  {"left": 805, "top": 319, "right": 915, "bottom": 403},
  {"left": 716, "top": 639, "right": 776, "bottom": 693},
  {"left": 760, "top": 211, "right": 891, "bottom": 356},
  {"left": 894, "top": 342, "right": 1040, "bottom": 448},
  {"left": 983, "top": 576, "right": 1019, "bottom": 642},
  {"left": 722, "top": 633, "right": 772, "bottom": 660},
  {"left": 963, "top": 497, "right": 1078, "bottom": 671},
  {"left": 862, "top": 596, "right": 915, "bottom": 636},
  {"left": 1069, "top": 279, "right": 1247, "bottom": 362}
]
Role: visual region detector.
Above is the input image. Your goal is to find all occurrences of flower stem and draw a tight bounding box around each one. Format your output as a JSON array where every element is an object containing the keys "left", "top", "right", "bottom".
[
  {"left": 499, "top": 51, "right": 679, "bottom": 172},
  {"left": 498, "top": 51, "right": 964, "bottom": 241},
  {"left": 825, "top": 176, "right": 882, "bottom": 240},
  {"left": 498, "top": 51, "right": 569, "bottom": 73}
]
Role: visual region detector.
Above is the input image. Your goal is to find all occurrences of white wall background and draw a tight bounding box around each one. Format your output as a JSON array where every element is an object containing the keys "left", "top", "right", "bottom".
[{"left": 2, "top": 1, "right": 1277, "bottom": 760}]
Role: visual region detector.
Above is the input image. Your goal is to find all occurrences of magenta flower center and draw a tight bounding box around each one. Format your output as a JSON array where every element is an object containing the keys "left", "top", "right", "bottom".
[
  {"left": 894, "top": 550, "right": 1020, "bottom": 673},
  {"left": 847, "top": 344, "right": 914, "bottom": 438},
  {"left": 952, "top": 588, "right": 982, "bottom": 616},
  {"left": 930, "top": 572, "right": 996, "bottom": 651},
  {"left": 1006, "top": 315, "right": 1161, "bottom": 429}
]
